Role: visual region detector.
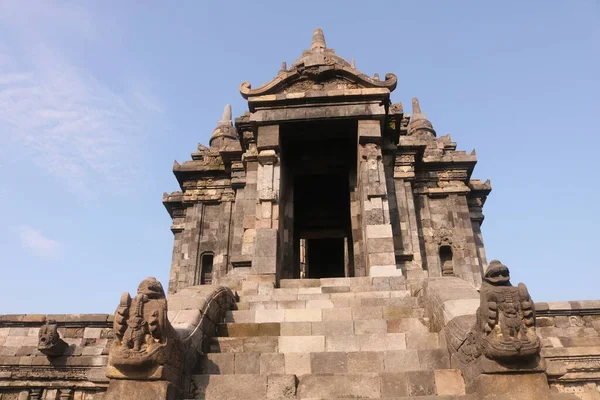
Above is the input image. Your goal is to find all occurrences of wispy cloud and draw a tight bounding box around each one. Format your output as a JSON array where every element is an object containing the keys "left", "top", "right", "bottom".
[
  {"left": 16, "top": 225, "right": 62, "bottom": 259},
  {"left": 0, "top": 3, "right": 162, "bottom": 199}
]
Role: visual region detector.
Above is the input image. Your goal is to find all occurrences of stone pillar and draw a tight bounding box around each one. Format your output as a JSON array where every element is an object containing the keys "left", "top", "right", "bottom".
[
  {"left": 58, "top": 389, "right": 72, "bottom": 400},
  {"left": 252, "top": 125, "right": 280, "bottom": 276},
  {"left": 393, "top": 151, "right": 425, "bottom": 280},
  {"left": 168, "top": 203, "right": 203, "bottom": 293},
  {"left": 358, "top": 120, "right": 399, "bottom": 277}
]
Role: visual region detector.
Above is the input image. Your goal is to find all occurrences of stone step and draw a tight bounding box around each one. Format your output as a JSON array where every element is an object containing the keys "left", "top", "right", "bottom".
[
  {"left": 237, "top": 290, "right": 413, "bottom": 307},
  {"left": 217, "top": 318, "right": 430, "bottom": 337},
  {"left": 278, "top": 276, "right": 406, "bottom": 291},
  {"left": 198, "top": 349, "right": 451, "bottom": 375},
  {"left": 190, "top": 370, "right": 466, "bottom": 399},
  {"left": 225, "top": 304, "right": 423, "bottom": 323},
  {"left": 208, "top": 332, "right": 441, "bottom": 353}
]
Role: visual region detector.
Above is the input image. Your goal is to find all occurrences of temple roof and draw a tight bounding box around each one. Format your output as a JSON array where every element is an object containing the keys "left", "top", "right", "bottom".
[{"left": 240, "top": 28, "right": 397, "bottom": 99}]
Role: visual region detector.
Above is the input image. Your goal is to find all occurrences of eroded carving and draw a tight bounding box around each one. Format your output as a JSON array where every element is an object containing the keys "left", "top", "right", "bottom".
[
  {"left": 459, "top": 260, "right": 541, "bottom": 363},
  {"left": 38, "top": 319, "right": 67, "bottom": 356},
  {"left": 107, "top": 277, "right": 184, "bottom": 383}
]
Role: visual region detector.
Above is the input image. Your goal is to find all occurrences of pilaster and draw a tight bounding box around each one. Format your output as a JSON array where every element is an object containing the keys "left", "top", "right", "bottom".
[
  {"left": 251, "top": 125, "right": 281, "bottom": 276},
  {"left": 169, "top": 203, "right": 202, "bottom": 294},
  {"left": 358, "top": 120, "right": 400, "bottom": 277}
]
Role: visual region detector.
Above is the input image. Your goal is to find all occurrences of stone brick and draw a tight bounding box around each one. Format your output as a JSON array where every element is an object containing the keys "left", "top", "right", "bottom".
[
  {"left": 297, "top": 374, "right": 380, "bottom": 399},
  {"left": 418, "top": 348, "right": 450, "bottom": 370},
  {"left": 310, "top": 351, "right": 347, "bottom": 373},
  {"left": 280, "top": 322, "right": 312, "bottom": 336},
  {"left": 284, "top": 353, "right": 311, "bottom": 375},
  {"left": 434, "top": 369, "right": 466, "bottom": 395},
  {"left": 322, "top": 307, "right": 352, "bottom": 321},
  {"left": 234, "top": 352, "right": 260, "bottom": 374},
  {"left": 194, "top": 374, "right": 267, "bottom": 400},
  {"left": 325, "top": 335, "right": 360, "bottom": 352},
  {"left": 381, "top": 372, "right": 409, "bottom": 397},
  {"left": 243, "top": 336, "right": 278, "bottom": 353},
  {"left": 277, "top": 300, "right": 305, "bottom": 309},
  {"left": 352, "top": 306, "right": 383, "bottom": 320},
  {"left": 284, "top": 308, "right": 322, "bottom": 322},
  {"left": 218, "top": 323, "right": 259, "bottom": 337},
  {"left": 199, "top": 353, "right": 234, "bottom": 374},
  {"left": 260, "top": 353, "right": 285, "bottom": 374},
  {"left": 407, "top": 370, "right": 436, "bottom": 396},
  {"left": 305, "top": 299, "right": 334, "bottom": 309},
  {"left": 384, "top": 350, "right": 420, "bottom": 372},
  {"left": 359, "top": 333, "right": 406, "bottom": 351},
  {"left": 258, "top": 322, "right": 281, "bottom": 336},
  {"left": 388, "top": 318, "right": 429, "bottom": 334},
  {"left": 347, "top": 351, "right": 384, "bottom": 373},
  {"left": 278, "top": 336, "right": 325, "bottom": 353},
  {"left": 311, "top": 321, "right": 354, "bottom": 336},
  {"left": 255, "top": 309, "right": 285, "bottom": 323},
  {"left": 267, "top": 374, "right": 297, "bottom": 399},
  {"left": 354, "top": 319, "right": 387, "bottom": 335},
  {"left": 406, "top": 332, "right": 439, "bottom": 350}
]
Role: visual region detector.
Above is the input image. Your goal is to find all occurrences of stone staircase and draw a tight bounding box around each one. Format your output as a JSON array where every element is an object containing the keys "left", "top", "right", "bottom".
[{"left": 189, "top": 276, "right": 471, "bottom": 399}]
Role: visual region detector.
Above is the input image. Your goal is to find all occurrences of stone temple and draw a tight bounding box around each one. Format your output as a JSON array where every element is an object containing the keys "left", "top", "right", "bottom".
[{"left": 1, "top": 29, "right": 599, "bottom": 400}]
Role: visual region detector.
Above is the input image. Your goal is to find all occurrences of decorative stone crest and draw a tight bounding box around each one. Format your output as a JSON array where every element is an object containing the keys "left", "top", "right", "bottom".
[
  {"left": 459, "top": 260, "right": 541, "bottom": 363},
  {"left": 107, "top": 277, "right": 185, "bottom": 383},
  {"left": 38, "top": 319, "right": 67, "bottom": 356}
]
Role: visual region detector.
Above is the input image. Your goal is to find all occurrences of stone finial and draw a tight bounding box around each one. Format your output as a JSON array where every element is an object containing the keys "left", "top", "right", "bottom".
[
  {"left": 311, "top": 28, "right": 326, "bottom": 50},
  {"left": 221, "top": 104, "right": 232, "bottom": 124},
  {"left": 38, "top": 319, "right": 67, "bottom": 356},
  {"left": 278, "top": 61, "right": 287, "bottom": 75},
  {"left": 412, "top": 97, "right": 422, "bottom": 115},
  {"left": 373, "top": 73, "right": 380, "bottom": 80},
  {"left": 210, "top": 104, "right": 239, "bottom": 148},
  {"left": 350, "top": 58, "right": 355, "bottom": 68},
  {"left": 407, "top": 97, "right": 436, "bottom": 138}
]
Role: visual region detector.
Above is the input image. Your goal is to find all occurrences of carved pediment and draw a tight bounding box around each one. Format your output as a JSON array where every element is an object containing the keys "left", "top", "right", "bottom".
[
  {"left": 240, "top": 29, "right": 397, "bottom": 99},
  {"left": 240, "top": 65, "right": 397, "bottom": 99}
]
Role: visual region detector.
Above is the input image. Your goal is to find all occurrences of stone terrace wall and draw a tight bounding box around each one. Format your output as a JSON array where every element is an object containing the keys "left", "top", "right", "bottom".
[
  {"left": 0, "top": 314, "right": 111, "bottom": 399},
  {"left": 536, "top": 301, "right": 600, "bottom": 399}
]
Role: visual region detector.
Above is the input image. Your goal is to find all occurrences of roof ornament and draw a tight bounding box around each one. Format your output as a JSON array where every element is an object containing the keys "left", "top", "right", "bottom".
[
  {"left": 278, "top": 61, "right": 287, "bottom": 75},
  {"left": 408, "top": 97, "right": 436, "bottom": 138},
  {"left": 350, "top": 58, "right": 356, "bottom": 69},
  {"left": 311, "top": 28, "right": 326, "bottom": 50},
  {"left": 220, "top": 104, "right": 232, "bottom": 124},
  {"left": 210, "top": 104, "right": 239, "bottom": 148}
]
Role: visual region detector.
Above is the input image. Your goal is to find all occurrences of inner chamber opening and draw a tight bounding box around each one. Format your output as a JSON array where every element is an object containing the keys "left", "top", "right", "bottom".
[{"left": 280, "top": 120, "right": 357, "bottom": 279}]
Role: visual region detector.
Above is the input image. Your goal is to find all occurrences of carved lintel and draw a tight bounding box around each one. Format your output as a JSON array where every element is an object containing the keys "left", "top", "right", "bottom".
[{"left": 38, "top": 319, "right": 68, "bottom": 357}]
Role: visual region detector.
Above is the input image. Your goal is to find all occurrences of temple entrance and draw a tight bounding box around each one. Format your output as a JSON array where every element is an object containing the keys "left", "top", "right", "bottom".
[{"left": 279, "top": 120, "right": 357, "bottom": 279}]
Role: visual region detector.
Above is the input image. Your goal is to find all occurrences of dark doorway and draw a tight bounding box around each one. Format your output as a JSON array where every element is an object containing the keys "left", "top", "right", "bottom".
[
  {"left": 280, "top": 120, "right": 357, "bottom": 279},
  {"left": 200, "top": 253, "right": 214, "bottom": 284},
  {"left": 306, "top": 238, "right": 345, "bottom": 278}
]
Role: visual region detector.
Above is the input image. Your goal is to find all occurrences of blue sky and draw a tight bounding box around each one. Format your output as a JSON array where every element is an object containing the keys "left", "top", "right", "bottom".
[{"left": 0, "top": 1, "right": 598, "bottom": 313}]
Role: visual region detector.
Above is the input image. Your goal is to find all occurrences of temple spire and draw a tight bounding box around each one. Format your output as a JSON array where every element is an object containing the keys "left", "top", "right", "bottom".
[
  {"left": 412, "top": 97, "right": 422, "bottom": 115},
  {"left": 221, "top": 104, "right": 232, "bottom": 123},
  {"left": 408, "top": 97, "right": 436, "bottom": 137},
  {"left": 311, "top": 28, "right": 327, "bottom": 50}
]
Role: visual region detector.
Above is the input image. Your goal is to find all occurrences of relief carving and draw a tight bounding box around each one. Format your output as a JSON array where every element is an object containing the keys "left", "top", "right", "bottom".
[
  {"left": 107, "top": 277, "right": 185, "bottom": 382},
  {"left": 38, "top": 319, "right": 67, "bottom": 357}
]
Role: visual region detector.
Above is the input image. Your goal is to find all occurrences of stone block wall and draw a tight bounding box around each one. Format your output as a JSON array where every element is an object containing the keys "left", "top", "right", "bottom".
[
  {"left": 536, "top": 301, "right": 600, "bottom": 399},
  {"left": 0, "top": 314, "right": 112, "bottom": 399}
]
